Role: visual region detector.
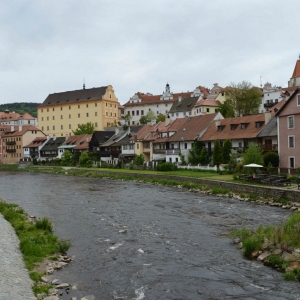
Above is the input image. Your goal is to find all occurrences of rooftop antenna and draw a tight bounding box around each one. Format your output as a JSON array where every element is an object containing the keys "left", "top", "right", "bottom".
[
  {"left": 83, "top": 77, "right": 85, "bottom": 90},
  {"left": 260, "top": 76, "right": 262, "bottom": 88}
]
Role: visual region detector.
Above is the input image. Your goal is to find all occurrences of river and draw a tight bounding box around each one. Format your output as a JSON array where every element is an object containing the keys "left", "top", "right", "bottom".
[{"left": 0, "top": 171, "right": 299, "bottom": 300}]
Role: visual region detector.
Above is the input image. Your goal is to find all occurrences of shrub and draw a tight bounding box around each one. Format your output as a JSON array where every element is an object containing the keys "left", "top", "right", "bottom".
[
  {"left": 134, "top": 154, "right": 145, "bottom": 166},
  {"left": 156, "top": 162, "right": 178, "bottom": 172},
  {"left": 243, "top": 237, "right": 261, "bottom": 257},
  {"left": 35, "top": 218, "right": 52, "bottom": 232},
  {"left": 263, "top": 152, "right": 279, "bottom": 168},
  {"left": 265, "top": 254, "right": 284, "bottom": 268},
  {"left": 284, "top": 272, "right": 297, "bottom": 281}
]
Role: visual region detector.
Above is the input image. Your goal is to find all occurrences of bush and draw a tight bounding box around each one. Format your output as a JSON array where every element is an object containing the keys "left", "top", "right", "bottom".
[
  {"left": 156, "top": 162, "right": 178, "bottom": 172},
  {"left": 134, "top": 154, "right": 145, "bottom": 166},
  {"left": 35, "top": 218, "right": 52, "bottom": 232},
  {"left": 263, "top": 152, "right": 279, "bottom": 168},
  {"left": 243, "top": 237, "right": 261, "bottom": 257},
  {"left": 265, "top": 254, "right": 284, "bottom": 268}
]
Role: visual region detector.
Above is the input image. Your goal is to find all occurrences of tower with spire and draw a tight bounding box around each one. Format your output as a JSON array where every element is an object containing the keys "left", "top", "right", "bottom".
[{"left": 288, "top": 55, "right": 300, "bottom": 87}]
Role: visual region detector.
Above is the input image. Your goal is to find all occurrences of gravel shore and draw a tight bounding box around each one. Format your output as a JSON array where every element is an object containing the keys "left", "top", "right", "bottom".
[{"left": 0, "top": 213, "right": 36, "bottom": 300}]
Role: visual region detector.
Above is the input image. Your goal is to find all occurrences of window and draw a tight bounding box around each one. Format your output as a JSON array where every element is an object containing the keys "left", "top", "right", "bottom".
[
  {"left": 78, "top": 105, "right": 80, "bottom": 108},
  {"left": 47, "top": 126, "right": 49, "bottom": 131},
  {"left": 106, "top": 112, "right": 108, "bottom": 116},
  {"left": 141, "top": 110, "right": 144, "bottom": 115},
  {"left": 110, "top": 104, "right": 112, "bottom": 107},
  {"left": 289, "top": 157, "right": 295, "bottom": 168},
  {"left": 132, "top": 111, "right": 135, "bottom": 116},
  {"left": 255, "top": 122, "right": 263, "bottom": 128},
  {"left": 53, "top": 125, "right": 55, "bottom": 130},
  {"left": 157, "top": 104, "right": 159, "bottom": 107},
  {"left": 95, "top": 103, "right": 97, "bottom": 107},
  {"left": 231, "top": 124, "right": 237, "bottom": 130},
  {"left": 41, "top": 126, "right": 44, "bottom": 131},
  {"left": 176, "top": 113, "right": 179, "bottom": 116},
  {"left": 41, "top": 109, "right": 43, "bottom": 113},
  {"left": 137, "top": 110, "right": 139, "bottom": 116},
  {"left": 241, "top": 123, "right": 248, "bottom": 129},
  {"left": 69, "top": 114, "right": 71, "bottom": 118},
  {"left": 298, "top": 95, "right": 300, "bottom": 106},
  {"left": 169, "top": 158, "right": 172, "bottom": 162},
  {"left": 288, "top": 116, "right": 294, "bottom": 129},
  {"left": 185, "top": 143, "right": 187, "bottom": 149},
  {"left": 106, "top": 103, "right": 107, "bottom": 106},
  {"left": 78, "top": 113, "right": 80, "bottom": 118},
  {"left": 47, "top": 108, "right": 49, "bottom": 112},
  {"left": 206, "top": 108, "right": 210, "bottom": 113},
  {"left": 288, "top": 136, "right": 295, "bottom": 148},
  {"left": 86, "top": 104, "right": 88, "bottom": 108},
  {"left": 60, "top": 107, "right": 63, "bottom": 110},
  {"left": 95, "top": 112, "right": 98, "bottom": 116},
  {"left": 115, "top": 104, "right": 116, "bottom": 108},
  {"left": 95, "top": 122, "right": 98, "bottom": 127},
  {"left": 42, "top": 117, "right": 44, "bottom": 121},
  {"left": 61, "top": 115, "right": 63, "bottom": 119},
  {"left": 157, "top": 111, "right": 159, "bottom": 114},
  {"left": 53, "top": 116, "right": 55, "bottom": 120},
  {"left": 110, "top": 112, "right": 112, "bottom": 117},
  {"left": 69, "top": 124, "right": 71, "bottom": 129},
  {"left": 52, "top": 108, "right": 54, "bottom": 111},
  {"left": 86, "top": 113, "right": 89, "bottom": 117},
  {"left": 136, "top": 144, "right": 139, "bottom": 149},
  {"left": 61, "top": 125, "right": 63, "bottom": 130},
  {"left": 69, "top": 106, "right": 71, "bottom": 109},
  {"left": 47, "top": 117, "right": 49, "bottom": 121}
]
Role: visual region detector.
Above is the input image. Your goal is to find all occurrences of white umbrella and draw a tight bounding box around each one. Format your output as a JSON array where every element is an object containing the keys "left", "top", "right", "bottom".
[{"left": 244, "top": 163, "right": 263, "bottom": 168}]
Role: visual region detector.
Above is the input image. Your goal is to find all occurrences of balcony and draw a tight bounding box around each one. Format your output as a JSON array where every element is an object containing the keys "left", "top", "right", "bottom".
[
  {"left": 143, "top": 147, "right": 151, "bottom": 153},
  {"left": 153, "top": 149, "right": 167, "bottom": 154},
  {"left": 6, "top": 141, "right": 16, "bottom": 145},
  {"left": 166, "top": 148, "right": 181, "bottom": 155},
  {"left": 6, "top": 148, "right": 16, "bottom": 153},
  {"left": 262, "top": 144, "right": 278, "bottom": 152},
  {"left": 264, "top": 102, "right": 277, "bottom": 109}
]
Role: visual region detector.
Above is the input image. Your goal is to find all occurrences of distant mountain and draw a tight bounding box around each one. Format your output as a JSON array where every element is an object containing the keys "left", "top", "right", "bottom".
[{"left": 0, "top": 102, "right": 40, "bottom": 118}]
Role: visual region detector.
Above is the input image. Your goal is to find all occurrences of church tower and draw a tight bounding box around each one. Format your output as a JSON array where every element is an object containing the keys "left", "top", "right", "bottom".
[{"left": 288, "top": 55, "right": 300, "bottom": 87}]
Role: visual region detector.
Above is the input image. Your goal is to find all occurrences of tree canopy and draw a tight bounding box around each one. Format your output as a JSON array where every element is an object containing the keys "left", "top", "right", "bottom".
[
  {"left": 139, "top": 110, "right": 156, "bottom": 124},
  {"left": 223, "top": 81, "right": 261, "bottom": 117},
  {"left": 156, "top": 113, "right": 166, "bottom": 123},
  {"left": 0, "top": 102, "right": 39, "bottom": 118},
  {"left": 72, "top": 122, "right": 94, "bottom": 135},
  {"left": 212, "top": 139, "right": 223, "bottom": 167}
]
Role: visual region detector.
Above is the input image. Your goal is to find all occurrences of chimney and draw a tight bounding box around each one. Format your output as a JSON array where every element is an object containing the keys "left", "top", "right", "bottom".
[
  {"left": 178, "top": 96, "right": 182, "bottom": 102},
  {"left": 115, "top": 128, "right": 119, "bottom": 135},
  {"left": 165, "top": 115, "right": 170, "bottom": 126},
  {"left": 19, "top": 125, "right": 22, "bottom": 132},
  {"left": 215, "top": 121, "right": 221, "bottom": 128},
  {"left": 11, "top": 125, "right": 14, "bottom": 131},
  {"left": 53, "top": 135, "right": 56, "bottom": 141},
  {"left": 265, "top": 110, "right": 271, "bottom": 125}
]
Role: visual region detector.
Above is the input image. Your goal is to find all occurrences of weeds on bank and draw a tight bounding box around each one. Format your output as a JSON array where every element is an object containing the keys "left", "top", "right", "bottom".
[
  {"left": 232, "top": 212, "right": 300, "bottom": 280},
  {"left": 0, "top": 201, "right": 71, "bottom": 295}
]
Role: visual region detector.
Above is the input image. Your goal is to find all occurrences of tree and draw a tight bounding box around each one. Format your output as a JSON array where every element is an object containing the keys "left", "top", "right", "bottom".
[
  {"left": 188, "top": 139, "right": 206, "bottom": 164},
  {"left": 124, "top": 113, "right": 132, "bottom": 125},
  {"left": 222, "top": 139, "right": 232, "bottom": 163},
  {"left": 139, "top": 116, "right": 148, "bottom": 125},
  {"left": 242, "top": 142, "right": 263, "bottom": 166},
  {"left": 212, "top": 139, "right": 223, "bottom": 167},
  {"left": 156, "top": 114, "right": 166, "bottom": 123},
  {"left": 134, "top": 154, "right": 145, "bottom": 166},
  {"left": 217, "top": 101, "right": 235, "bottom": 118},
  {"left": 263, "top": 152, "right": 279, "bottom": 167},
  {"left": 79, "top": 151, "right": 92, "bottom": 167},
  {"left": 139, "top": 110, "right": 156, "bottom": 124},
  {"left": 225, "top": 81, "right": 261, "bottom": 117},
  {"left": 61, "top": 150, "right": 75, "bottom": 166},
  {"left": 72, "top": 122, "right": 94, "bottom": 135}
]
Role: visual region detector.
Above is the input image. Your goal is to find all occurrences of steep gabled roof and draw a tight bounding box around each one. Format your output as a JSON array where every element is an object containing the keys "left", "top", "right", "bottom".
[
  {"left": 91, "top": 131, "right": 115, "bottom": 145},
  {"left": 167, "top": 114, "right": 220, "bottom": 142},
  {"left": 73, "top": 134, "right": 92, "bottom": 150},
  {"left": 169, "top": 97, "right": 199, "bottom": 113},
  {"left": 39, "top": 86, "right": 108, "bottom": 107},
  {"left": 291, "top": 59, "right": 300, "bottom": 79},
  {"left": 24, "top": 137, "right": 48, "bottom": 148},
  {"left": 40, "top": 137, "right": 66, "bottom": 151},
  {"left": 257, "top": 116, "right": 277, "bottom": 137},
  {"left": 2, "top": 126, "right": 43, "bottom": 137},
  {"left": 275, "top": 87, "right": 300, "bottom": 117},
  {"left": 194, "top": 99, "right": 220, "bottom": 108}
]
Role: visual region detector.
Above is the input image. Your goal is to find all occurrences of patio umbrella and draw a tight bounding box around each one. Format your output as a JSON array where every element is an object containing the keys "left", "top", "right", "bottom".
[{"left": 244, "top": 163, "right": 263, "bottom": 168}]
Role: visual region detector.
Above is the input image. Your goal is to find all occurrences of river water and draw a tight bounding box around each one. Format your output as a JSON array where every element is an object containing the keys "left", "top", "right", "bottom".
[{"left": 0, "top": 171, "right": 299, "bottom": 300}]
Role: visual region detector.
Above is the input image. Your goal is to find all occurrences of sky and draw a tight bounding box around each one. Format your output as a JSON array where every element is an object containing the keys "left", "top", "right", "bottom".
[{"left": 1, "top": 0, "right": 300, "bottom": 105}]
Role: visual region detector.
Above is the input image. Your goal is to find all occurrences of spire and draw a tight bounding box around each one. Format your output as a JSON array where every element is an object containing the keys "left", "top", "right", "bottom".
[{"left": 83, "top": 78, "right": 85, "bottom": 90}]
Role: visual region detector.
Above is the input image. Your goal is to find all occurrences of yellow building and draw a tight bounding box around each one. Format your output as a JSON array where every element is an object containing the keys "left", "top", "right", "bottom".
[{"left": 38, "top": 85, "right": 120, "bottom": 136}]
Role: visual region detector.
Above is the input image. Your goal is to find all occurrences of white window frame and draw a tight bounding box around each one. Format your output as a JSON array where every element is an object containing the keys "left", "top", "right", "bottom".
[
  {"left": 289, "top": 156, "right": 295, "bottom": 168},
  {"left": 297, "top": 94, "right": 300, "bottom": 106},
  {"left": 287, "top": 115, "right": 294, "bottom": 129},
  {"left": 288, "top": 135, "right": 295, "bottom": 148}
]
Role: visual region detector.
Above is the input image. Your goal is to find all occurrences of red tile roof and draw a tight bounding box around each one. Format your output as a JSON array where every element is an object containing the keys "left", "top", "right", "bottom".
[
  {"left": 24, "top": 137, "right": 48, "bottom": 148},
  {"left": 74, "top": 134, "right": 92, "bottom": 150},
  {"left": 200, "top": 114, "right": 269, "bottom": 141},
  {"left": 195, "top": 99, "right": 220, "bottom": 108},
  {"left": 0, "top": 112, "right": 35, "bottom": 121},
  {"left": 2, "top": 126, "right": 43, "bottom": 137},
  {"left": 291, "top": 60, "right": 300, "bottom": 79}
]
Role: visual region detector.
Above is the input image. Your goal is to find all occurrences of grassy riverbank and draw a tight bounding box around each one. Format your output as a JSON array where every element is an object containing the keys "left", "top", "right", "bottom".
[
  {"left": 0, "top": 200, "right": 70, "bottom": 295},
  {"left": 232, "top": 212, "right": 300, "bottom": 281}
]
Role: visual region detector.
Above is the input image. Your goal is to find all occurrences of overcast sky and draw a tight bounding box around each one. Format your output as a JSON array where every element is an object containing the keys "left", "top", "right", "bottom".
[{"left": 1, "top": 0, "right": 299, "bottom": 105}]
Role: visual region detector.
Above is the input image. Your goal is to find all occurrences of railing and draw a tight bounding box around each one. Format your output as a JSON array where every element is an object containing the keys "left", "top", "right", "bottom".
[
  {"left": 264, "top": 102, "right": 277, "bottom": 109},
  {"left": 153, "top": 149, "right": 167, "bottom": 154},
  {"left": 40, "top": 153, "right": 57, "bottom": 157},
  {"left": 166, "top": 148, "right": 181, "bottom": 155},
  {"left": 6, "top": 141, "right": 16, "bottom": 145},
  {"left": 262, "top": 144, "right": 278, "bottom": 151},
  {"left": 6, "top": 148, "right": 16, "bottom": 153}
]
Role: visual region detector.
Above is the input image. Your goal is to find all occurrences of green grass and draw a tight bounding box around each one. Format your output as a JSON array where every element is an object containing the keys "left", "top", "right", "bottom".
[{"left": 0, "top": 200, "right": 71, "bottom": 295}]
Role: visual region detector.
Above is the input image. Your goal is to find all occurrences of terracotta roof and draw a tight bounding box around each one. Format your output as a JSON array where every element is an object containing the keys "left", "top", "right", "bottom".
[
  {"left": 275, "top": 87, "right": 300, "bottom": 117},
  {"left": 123, "top": 92, "right": 191, "bottom": 107},
  {"left": 195, "top": 99, "right": 220, "bottom": 108},
  {"left": 73, "top": 134, "right": 92, "bottom": 150},
  {"left": 167, "top": 114, "right": 220, "bottom": 142},
  {"left": 291, "top": 60, "right": 300, "bottom": 79},
  {"left": 24, "top": 137, "right": 48, "bottom": 148},
  {"left": 281, "top": 86, "right": 299, "bottom": 93},
  {"left": 0, "top": 111, "right": 35, "bottom": 121},
  {"left": 200, "top": 114, "right": 269, "bottom": 141},
  {"left": 39, "top": 86, "right": 108, "bottom": 107},
  {"left": 2, "top": 126, "right": 43, "bottom": 137}
]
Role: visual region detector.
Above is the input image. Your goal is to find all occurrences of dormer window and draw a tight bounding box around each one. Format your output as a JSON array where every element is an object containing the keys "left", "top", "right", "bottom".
[
  {"left": 230, "top": 124, "right": 238, "bottom": 130},
  {"left": 255, "top": 122, "right": 264, "bottom": 128},
  {"left": 241, "top": 123, "right": 248, "bottom": 130},
  {"left": 217, "top": 125, "right": 225, "bottom": 132}
]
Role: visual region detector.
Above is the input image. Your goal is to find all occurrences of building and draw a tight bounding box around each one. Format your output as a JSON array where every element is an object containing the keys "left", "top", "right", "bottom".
[
  {"left": 40, "top": 137, "right": 66, "bottom": 160},
  {"left": 168, "top": 96, "right": 199, "bottom": 120},
  {"left": 0, "top": 111, "right": 37, "bottom": 126},
  {"left": 23, "top": 136, "right": 49, "bottom": 160},
  {"left": 193, "top": 99, "right": 220, "bottom": 116},
  {"left": 0, "top": 125, "right": 11, "bottom": 163},
  {"left": 276, "top": 87, "right": 300, "bottom": 171},
  {"left": 124, "top": 83, "right": 197, "bottom": 125},
  {"left": 37, "top": 85, "right": 120, "bottom": 136},
  {"left": 2, "top": 126, "right": 46, "bottom": 163},
  {"left": 288, "top": 56, "right": 300, "bottom": 87}
]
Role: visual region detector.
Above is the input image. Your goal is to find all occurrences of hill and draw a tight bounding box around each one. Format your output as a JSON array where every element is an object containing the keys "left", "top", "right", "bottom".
[{"left": 0, "top": 103, "right": 40, "bottom": 118}]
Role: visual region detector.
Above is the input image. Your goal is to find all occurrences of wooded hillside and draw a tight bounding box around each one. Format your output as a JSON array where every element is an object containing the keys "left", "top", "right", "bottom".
[{"left": 0, "top": 103, "right": 40, "bottom": 118}]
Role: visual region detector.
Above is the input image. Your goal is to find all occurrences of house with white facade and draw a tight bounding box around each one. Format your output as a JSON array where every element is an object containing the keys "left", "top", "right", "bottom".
[
  {"left": 168, "top": 96, "right": 199, "bottom": 120},
  {"left": 0, "top": 111, "right": 37, "bottom": 127}
]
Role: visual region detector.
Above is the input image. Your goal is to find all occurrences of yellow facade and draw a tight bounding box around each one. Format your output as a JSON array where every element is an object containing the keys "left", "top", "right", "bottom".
[
  {"left": 215, "top": 92, "right": 226, "bottom": 104},
  {"left": 37, "top": 85, "right": 120, "bottom": 136}
]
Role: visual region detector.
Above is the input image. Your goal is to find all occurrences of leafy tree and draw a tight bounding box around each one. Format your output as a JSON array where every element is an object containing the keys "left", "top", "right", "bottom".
[
  {"left": 212, "top": 139, "right": 223, "bottom": 167},
  {"left": 188, "top": 139, "right": 206, "bottom": 164},
  {"left": 72, "top": 122, "right": 94, "bottom": 135},
  {"left": 134, "top": 154, "right": 145, "bottom": 166},
  {"left": 178, "top": 151, "right": 187, "bottom": 165},
  {"left": 225, "top": 81, "right": 261, "bottom": 117},
  {"left": 242, "top": 142, "right": 263, "bottom": 166},
  {"left": 0, "top": 102, "right": 39, "bottom": 118},
  {"left": 222, "top": 139, "right": 232, "bottom": 163},
  {"left": 124, "top": 113, "right": 132, "bottom": 125},
  {"left": 61, "top": 150, "right": 75, "bottom": 166},
  {"left": 79, "top": 151, "right": 92, "bottom": 167},
  {"left": 139, "top": 110, "right": 156, "bottom": 124},
  {"left": 263, "top": 151, "right": 279, "bottom": 167},
  {"left": 217, "top": 101, "right": 235, "bottom": 118},
  {"left": 139, "top": 116, "right": 149, "bottom": 125},
  {"left": 156, "top": 114, "right": 166, "bottom": 123},
  {"left": 227, "top": 152, "right": 238, "bottom": 173}
]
